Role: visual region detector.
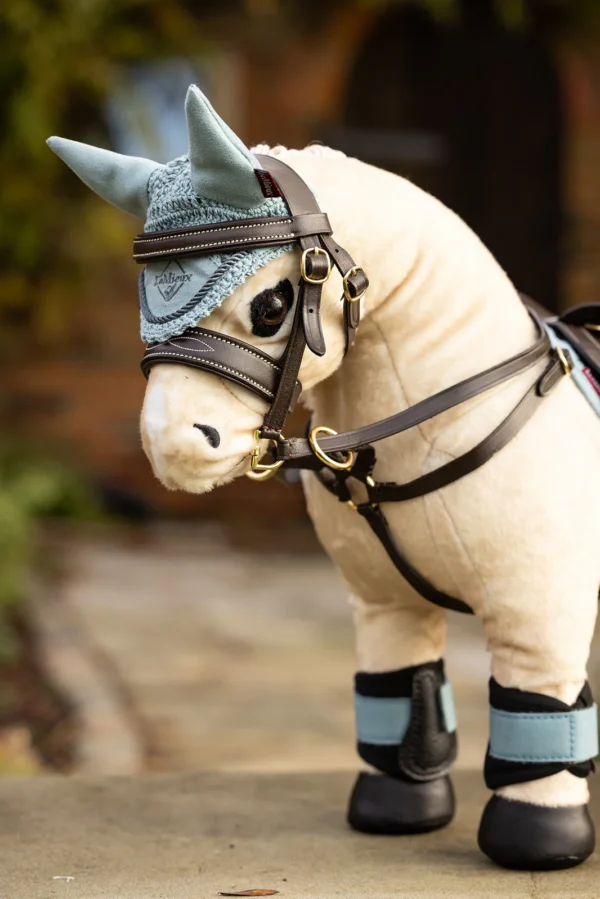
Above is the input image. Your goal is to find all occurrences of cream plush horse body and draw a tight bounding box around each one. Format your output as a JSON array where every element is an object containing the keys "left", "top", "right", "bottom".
[{"left": 49, "top": 86, "right": 600, "bottom": 871}]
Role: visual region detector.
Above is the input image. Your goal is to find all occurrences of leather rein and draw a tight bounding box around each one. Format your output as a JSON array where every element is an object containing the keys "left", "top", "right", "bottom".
[{"left": 138, "top": 154, "right": 572, "bottom": 615}]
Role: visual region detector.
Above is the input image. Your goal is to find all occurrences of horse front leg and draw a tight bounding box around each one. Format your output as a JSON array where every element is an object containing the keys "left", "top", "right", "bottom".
[
  {"left": 477, "top": 575, "right": 598, "bottom": 870},
  {"left": 346, "top": 588, "right": 458, "bottom": 834}
]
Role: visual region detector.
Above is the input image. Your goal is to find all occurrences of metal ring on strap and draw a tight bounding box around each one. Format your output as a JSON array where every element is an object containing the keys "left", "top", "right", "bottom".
[
  {"left": 309, "top": 425, "right": 355, "bottom": 471},
  {"left": 246, "top": 429, "right": 285, "bottom": 482},
  {"left": 343, "top": 266, "right": 368, "bottom": 303}
]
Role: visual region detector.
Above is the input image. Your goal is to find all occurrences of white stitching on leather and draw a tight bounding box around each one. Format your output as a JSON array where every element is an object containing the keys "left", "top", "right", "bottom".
[
  {"left": 184, "top": 330, "right": 280, "bottom": 370},
  {"left": 134, "top": 219, "right": 293, "bottom": 244},
  {"left": 142, "top": 350, "right": 275, "bottom": 397},
  {"left": 133, "top": 232, "right": 295, "bottom": 259}
]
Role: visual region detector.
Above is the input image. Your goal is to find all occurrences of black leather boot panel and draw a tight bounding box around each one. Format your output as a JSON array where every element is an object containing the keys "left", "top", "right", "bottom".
[{"left": 355, "top": 660, "right": 457, "bottom": 782}]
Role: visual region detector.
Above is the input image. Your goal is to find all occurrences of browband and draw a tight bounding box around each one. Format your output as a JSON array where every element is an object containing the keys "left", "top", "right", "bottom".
[{"left": 133, "top": 213, "right": 332, "bottom": 262}]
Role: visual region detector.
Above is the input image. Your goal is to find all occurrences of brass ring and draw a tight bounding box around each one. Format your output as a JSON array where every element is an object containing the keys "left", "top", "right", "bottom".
[
  {"left": 346, "top": 475, "right": 376, "bottom": 511},
  {"left": 246, "top": 429, "right": 285, "bottom": 482},
  {"left": 309, "top": 426, "right": 355, "bottom": 471}
]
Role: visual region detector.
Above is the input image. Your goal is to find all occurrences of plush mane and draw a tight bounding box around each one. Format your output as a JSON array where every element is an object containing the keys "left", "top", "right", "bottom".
[{"left": 251, "top": 143, "right": 348, "bottom": 160}]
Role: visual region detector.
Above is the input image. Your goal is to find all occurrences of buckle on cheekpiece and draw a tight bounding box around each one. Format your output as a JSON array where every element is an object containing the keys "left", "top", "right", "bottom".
[{"left": 300, "top": 247, "right": 331, "bottom": 284}]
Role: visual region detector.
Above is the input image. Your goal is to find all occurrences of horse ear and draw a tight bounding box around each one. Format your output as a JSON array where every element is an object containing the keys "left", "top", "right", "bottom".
[
  {"left": 46, "top": 137, "right": 163, "bottom": 218},
  {"left": 185, "top": 85, "right": 265, "bottom": 209}
]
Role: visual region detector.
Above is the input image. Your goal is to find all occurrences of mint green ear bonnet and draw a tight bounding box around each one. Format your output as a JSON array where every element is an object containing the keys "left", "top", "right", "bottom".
[{"left": 47, "top": 85, "right": 292, "bottom": 343}]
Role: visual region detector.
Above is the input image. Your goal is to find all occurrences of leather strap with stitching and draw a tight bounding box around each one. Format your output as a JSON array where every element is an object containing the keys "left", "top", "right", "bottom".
[
  {"left": 140, "top": 326, "right": 300, "bottom": 405},
  {"left": 133, "top": 213, "right": 332, "bottom": 261}
]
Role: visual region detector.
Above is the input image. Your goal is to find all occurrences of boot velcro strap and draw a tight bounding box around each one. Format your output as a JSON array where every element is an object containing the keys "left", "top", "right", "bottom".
[
  {"left": 355, "top": 680, "right": 456, "bottom": 745},
  {"left": 490, "top": 704, "right": 599, "bottom": 764}
]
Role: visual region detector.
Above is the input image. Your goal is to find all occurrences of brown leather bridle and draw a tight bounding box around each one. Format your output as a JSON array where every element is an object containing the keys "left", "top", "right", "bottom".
[
  {"left": 139, "top": 155, "right": 368, "bottom": 479},
  {"left": 137, "top": 154, "right": 578, "bottom": 615}
]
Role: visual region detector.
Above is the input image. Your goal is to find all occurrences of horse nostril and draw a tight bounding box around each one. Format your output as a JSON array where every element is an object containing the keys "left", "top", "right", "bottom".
[{"left": 193, "top": 424, "right": 221, "bottom": 449}]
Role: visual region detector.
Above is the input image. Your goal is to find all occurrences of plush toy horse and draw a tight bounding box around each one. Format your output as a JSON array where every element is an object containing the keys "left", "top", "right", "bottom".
[{"left": 48, "top": 85, "right": 600, "bottom": 871}]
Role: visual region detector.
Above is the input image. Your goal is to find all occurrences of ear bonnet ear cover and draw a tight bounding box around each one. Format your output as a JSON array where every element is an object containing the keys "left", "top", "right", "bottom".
[{"left": 49, "top": 85, "right": 294, "bottom": 343}]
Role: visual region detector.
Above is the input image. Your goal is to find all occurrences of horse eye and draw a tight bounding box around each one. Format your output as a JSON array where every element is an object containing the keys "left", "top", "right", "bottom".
[
  {"left": 251, "top": 279, "right": 293, "bottom": 337},
  {"left": 262, "top": 295, "right": 287, "bottom": 326}
]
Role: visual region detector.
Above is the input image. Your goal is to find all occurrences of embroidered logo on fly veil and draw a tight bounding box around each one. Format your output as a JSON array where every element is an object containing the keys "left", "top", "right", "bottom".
[{"left": 153, "top": 260, "right": 192, "bottom": 302}]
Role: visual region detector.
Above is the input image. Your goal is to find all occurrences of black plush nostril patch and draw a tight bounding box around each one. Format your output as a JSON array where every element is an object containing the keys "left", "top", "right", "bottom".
[{"left": 193, "top": 424, "right": 221, "bottom": 449}]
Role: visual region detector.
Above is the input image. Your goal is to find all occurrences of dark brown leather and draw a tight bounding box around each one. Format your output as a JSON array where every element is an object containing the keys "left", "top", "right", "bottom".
[
  {"left": 277, "top": 308, "right": 551, "bottom": 462},
  {"left": 366, "top": 355, "right": 564, "bottom": 504},
  {"left": 133, "top": 213, "right": 332, "bottom": 262},
  {"left": 140, "top": 326, "right": 300, "bottom": 405}
]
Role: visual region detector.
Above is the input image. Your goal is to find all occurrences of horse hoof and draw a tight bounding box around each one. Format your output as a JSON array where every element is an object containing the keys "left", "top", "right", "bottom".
[
  {"left": 347, "top": 771, "right": 455, "bottom": 835},
  {"left": 478, "top": 795, "right": 595, "bottom": 870}
]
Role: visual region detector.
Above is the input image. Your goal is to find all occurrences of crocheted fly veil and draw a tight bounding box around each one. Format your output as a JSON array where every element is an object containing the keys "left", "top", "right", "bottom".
[{"left": 47, "top": 86, "right": 292, "bottom": 343}]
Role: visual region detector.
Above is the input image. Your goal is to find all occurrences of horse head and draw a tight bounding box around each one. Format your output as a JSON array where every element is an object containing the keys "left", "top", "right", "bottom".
[{"left": 48, "top": 85, "right": 362, "bottom": 493}]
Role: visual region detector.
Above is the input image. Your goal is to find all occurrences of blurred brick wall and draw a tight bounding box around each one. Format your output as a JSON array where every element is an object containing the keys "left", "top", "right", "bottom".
[{"left": 4, "top": 10, "right": 600, "bottom": 520}]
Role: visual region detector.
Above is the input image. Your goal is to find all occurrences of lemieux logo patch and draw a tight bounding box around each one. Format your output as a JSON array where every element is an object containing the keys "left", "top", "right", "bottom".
[{"left": 153, "top": 260, "right": 193, "bottom": 302}]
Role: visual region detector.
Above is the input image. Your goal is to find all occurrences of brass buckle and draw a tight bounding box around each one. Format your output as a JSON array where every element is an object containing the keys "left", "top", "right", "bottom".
[
  {"left": 555, "top": 345, "right": 572, "bottom": 376},
  {"left": 346, "top": 475, "right": 376, "bottom": 511},
  {"left": 300, "top": 247, "right": 332, "bottom": 284},
  {"left": 246, "top": 430, "right": 285, "bottom": 482},
  {"left": 342, "top": 266, "right": 367, "bottom": 303},
  {"left": 309, "top": 426, "right": 355, "bottom": 471},
  {"left": 585, "top": 323, "right": 600, "bottom": 332}
]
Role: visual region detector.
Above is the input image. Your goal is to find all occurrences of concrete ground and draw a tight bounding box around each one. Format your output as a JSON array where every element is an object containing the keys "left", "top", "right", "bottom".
[
  {"left": 46, "top": 524, "right": 491, "bottom": 775},
  {"left": 9, "top": 523, "right": 600, "bottom": 898},
  {"left": 1, "top": 770, "right": 599, "bottom": 899}
]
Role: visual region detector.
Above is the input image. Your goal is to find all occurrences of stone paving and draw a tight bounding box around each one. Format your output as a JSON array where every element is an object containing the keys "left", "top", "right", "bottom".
[
  {"left": 2, "top": 769, "right": 600, "bottom": 899},
  {"left": 47, "top": 523, "right": 492, "bottom": 775},
  {"left": 11, "top": 522, "right": 600, "bottom": 898}
]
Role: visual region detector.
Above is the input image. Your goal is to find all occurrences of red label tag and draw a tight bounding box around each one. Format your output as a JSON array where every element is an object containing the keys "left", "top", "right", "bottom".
[
  {"left": 255, "top": 169, "right": 282, "bottom": 199},
  {"left": 583, "top": 367, "right": 600, "bottom": 396}
]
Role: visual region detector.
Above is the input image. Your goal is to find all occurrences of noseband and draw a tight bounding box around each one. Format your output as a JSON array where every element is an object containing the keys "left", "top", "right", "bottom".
[{"left": 137, "top": 154, "right": 590, "bottom": 615}]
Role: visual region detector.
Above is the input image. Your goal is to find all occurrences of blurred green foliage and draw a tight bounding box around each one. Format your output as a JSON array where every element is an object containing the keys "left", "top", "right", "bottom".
[
  {"left": 0, "top": 446, "right": 98, "bottom": 659},
  {"left": 0, "top": 0, "right": 216, "bottom": 656},
  {"left": 2, "top": 0, "right": 597, "bottom": 347},
  {"left": 0, "top": 0, "right": 214, "bottom": 345}
]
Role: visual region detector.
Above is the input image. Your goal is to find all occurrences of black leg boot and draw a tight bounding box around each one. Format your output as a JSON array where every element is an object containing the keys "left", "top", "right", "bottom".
[
  {"left": 347, "top": 660, "right": 457, "bottom": 835},
  {"left": 478, "top": 678, "right": 597, "bottom": 870}
]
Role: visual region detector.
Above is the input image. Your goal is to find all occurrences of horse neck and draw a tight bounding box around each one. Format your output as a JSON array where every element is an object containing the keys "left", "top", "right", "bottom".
[{"left": 297, "top": 154, "right": 536, "bottom": 433}]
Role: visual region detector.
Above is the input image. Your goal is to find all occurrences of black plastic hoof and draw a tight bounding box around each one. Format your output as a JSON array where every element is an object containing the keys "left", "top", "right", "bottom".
[
  {"left": 478, "top": 795, "right": 595, "bottom": 870},
  {"left": 347, "top": 771, "right": 455, "bottom": 835}
]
